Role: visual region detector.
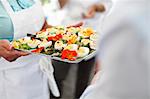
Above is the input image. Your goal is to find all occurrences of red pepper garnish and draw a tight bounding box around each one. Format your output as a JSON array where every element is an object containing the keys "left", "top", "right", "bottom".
[
  {"left": 61, "top": 49, "right": 77, "bottom": 61},
  {"left": 31, "top": 47, "right": 44, "bottom": 53},
  {"left": 48, "top": 34, "right": 62, "bottom": 41},
  {"left": 48, "top": 37, "right": 53, "bottom": 41}
]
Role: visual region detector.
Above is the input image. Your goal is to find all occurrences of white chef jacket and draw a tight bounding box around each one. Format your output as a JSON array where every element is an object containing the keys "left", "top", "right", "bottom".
[
  {"left": 60, "top": 0, "right": 113, "bottom": 31},
  {"left": 80, "top": 0, "right": 150, "bottom": 99}
]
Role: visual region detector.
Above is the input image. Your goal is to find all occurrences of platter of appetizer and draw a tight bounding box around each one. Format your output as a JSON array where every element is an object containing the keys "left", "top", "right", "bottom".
[{"left": 12, "top": 26, "right": 98, "bottom": 63}]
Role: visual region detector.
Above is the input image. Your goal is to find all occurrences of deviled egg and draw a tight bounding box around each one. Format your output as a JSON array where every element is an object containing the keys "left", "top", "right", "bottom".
[
  {"left": 18, "top": 37, "right": 31, "bottom": 44},
  {"left": 68, "top": 34, "right": 78, "bottom": 44},
  {"left": 27, "top": 40, "right": 41, "bottom": 48},
  {"left": 84, "top": 27, "right": 94, "bottom": 36},
  {"left": 54, "top": 40, "right": 66, "bottom": 50},
  {"left": 77, "top": 47, "right": 90, "bottom": 58},
  {"left": 90, "top": 33, "right": 98, "bottom": 42},
  {"left": 36, "top": 31, "right": 48, "bottom": 38},
  {"left": 23, "top": 37, "right": 32, "bottom": 43},
  {"left": 78, "top": 28, "right": 94, "bottom": 38},
  {"left": 78, "top": 31, "right": 89, "bottom": 38},
  {"left": 27, "top": 39, "right": 41, "bottom": 48},
  {"left": 64, "top": 44, "right": 78, "bottom": 51},
  {"left": 90, "top": 41, "right": 97, "bottom": 50},
  {"left": 81, "top": 39, "right": 91, "bottom": 46},
  {"left": 38, "top": 39, "right": 52, "bottom": 48},
  {"left": 62, "top": 32, "right": 72, "bottom": 41},
  {"left": 47, "top": 28, "right": 58, "bottom": 37},
  {"left": 12, "top": 41, "right": 20, "bottom": 49}
]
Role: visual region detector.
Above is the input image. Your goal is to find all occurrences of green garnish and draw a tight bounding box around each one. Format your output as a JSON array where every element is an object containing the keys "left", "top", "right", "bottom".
[{"left": 19, "top": 44, "right": 31, "bottom": 50}]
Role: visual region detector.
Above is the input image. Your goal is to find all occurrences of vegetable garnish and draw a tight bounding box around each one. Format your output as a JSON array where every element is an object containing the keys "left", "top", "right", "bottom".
[
  {"left": 61, "top": 49, "right": 78, "bottom": 61},
  {"left": 48, "top": 34, "right": 63, "bottom": 41},
  {"left": 31, "top": 47, "right": 44, "bottom": 53}
]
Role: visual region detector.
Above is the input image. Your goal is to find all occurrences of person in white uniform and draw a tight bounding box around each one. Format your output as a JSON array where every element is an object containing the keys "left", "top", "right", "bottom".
[
  {"left": 0, "top": 0, "right": 59, "bottom": 99},
  {"left": 80, "top": 0, "right": 150, "bottom": 99},
  {"left": 50, "top": 0, "right": 112, "bottom": 98}
]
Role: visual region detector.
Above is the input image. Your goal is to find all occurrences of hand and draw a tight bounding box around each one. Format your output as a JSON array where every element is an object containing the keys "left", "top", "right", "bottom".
[
  {"left": 82, "top": 3, "right": 105, "bottom": 19},
  {"left": 91, "top": 71, "right": 100, "bottom": 85},
  {"left": 0, "top": 40, "right": 29, "bottom": 62},
  {"left": 67, "top": 22, "right": 84, "bottom": 28},
  {"left": 95, "top": 3, "right": 105, "bottom": 12},
  {"left": 82, "top": 5, "right": 97, "bottom": 19}
]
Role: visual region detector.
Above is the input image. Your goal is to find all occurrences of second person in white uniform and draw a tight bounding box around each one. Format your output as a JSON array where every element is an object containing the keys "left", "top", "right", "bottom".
[{"left": 80, "top": 0, "right": 150, "bottom": 99}]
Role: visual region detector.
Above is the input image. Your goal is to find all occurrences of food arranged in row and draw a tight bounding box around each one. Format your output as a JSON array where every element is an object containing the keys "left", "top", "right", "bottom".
[{"left": 12, "top": 26, "right": 98, "bottom": 61}]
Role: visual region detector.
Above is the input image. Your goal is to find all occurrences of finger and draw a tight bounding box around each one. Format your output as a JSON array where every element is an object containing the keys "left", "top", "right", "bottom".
[
  {"left": 6, "top": 54, "right": 19, "bottom": 62},
  {"left": 0, "top": 40, "right": 12, "bottom": 51},
  {"left": 83, "top": 14, "right": 93, "bottom": 19},
  {"left": 4, "top": 51, "right": 28, "bottom": 62},
  {"left": 67, "top": 22, "right": 84, "bottom": 28},
  {"left": 89, "top": 8, "right": 95, "bottom": 15},
  {"left": 88, "top": 9, "right": 96, "bottom": 18},
  {"left": 14, "top": 50, "right": 30, "bottom": 56},
  {"left": 75, "top": 22, "right": 84, "bottom": 27},
  {"left": 1, "top": 49, "right": 30, "bottom": 62}
]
